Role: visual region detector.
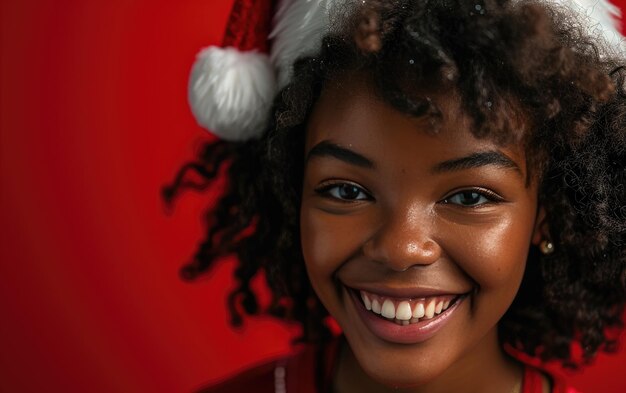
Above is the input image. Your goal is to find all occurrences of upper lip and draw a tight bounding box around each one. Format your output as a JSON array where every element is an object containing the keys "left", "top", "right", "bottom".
[{"left": 346, "top": 284, "right": 470, "bottom": 299}]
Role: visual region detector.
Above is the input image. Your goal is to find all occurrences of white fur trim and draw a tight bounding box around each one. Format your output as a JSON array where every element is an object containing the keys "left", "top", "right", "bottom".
[
  {"left": 270, "top": 0, "right": 343, "bottom": 88},
  {"left": 188, "top": 46, "right": 277, "bottom": 141},
  {"left": 270, "top": 0, "right": 624, "bottom": 90}
]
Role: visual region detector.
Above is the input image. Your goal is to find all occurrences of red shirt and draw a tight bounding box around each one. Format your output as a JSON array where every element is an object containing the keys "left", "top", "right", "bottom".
[{"left": 201, "top": 339, "right": 580, "bottom": 393}]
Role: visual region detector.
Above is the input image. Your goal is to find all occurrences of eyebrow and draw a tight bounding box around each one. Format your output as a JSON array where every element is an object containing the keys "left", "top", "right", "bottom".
[
  {"left": 306, "top": 141, "right": 522, "bottom": 176},
  {"left": 432, "top": 151, "right": 522, "bottom": 175},
  {"left": 306, "top": 141, "right": 375, "bottom": 169}
]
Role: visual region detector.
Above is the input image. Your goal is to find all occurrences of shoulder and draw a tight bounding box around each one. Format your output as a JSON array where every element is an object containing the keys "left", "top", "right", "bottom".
[
  {"left": 197, "top": 358, "right": 280, "bottom": 393},
  {"left": 195, "top": 341, "right": 327, "bottom": 393}
]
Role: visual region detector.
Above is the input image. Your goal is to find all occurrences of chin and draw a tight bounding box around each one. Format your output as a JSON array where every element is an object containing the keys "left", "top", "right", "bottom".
[
  {"left": 353, "top": 347, "right": 443, "bottom": 389},
  {"left": 363, "top": 365, "right": 434, "bottom": 389}
]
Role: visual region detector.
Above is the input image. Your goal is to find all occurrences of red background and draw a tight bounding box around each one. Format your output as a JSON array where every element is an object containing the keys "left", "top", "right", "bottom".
[{"left": 1, "top": 1, "right": 625, "bottom": 392}]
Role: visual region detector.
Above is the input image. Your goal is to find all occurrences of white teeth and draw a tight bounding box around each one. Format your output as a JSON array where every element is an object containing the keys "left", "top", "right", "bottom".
[
  {"left": 395, "top": 301, "right": 412, "bottom": 321},
  {"left": 413, "top": 302, "right": 425, "bottom": 318},
  {"left": 371, "top": 299, "right": 381, "bottom": 314},
  {"left": 381, "top": 299, "right": 396, "bottom": 319},
  {"left": 361, "top": 291, "right": 372, "bottom": 310},
  {"left": 424, "top": 300, "right": 435, "bottom": 319},
  {"left": 357, "top": 289, "right": 459, "bottom": 325}
]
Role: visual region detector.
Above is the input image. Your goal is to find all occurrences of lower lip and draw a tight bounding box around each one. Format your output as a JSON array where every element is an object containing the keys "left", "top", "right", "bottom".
[{"left": 348, "top": 288, "right": 465, "bottom": 345}]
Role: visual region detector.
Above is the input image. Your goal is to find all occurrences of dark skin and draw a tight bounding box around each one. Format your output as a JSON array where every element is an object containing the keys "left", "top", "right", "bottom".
[{"left": 300, "top": 74, "right": 551, "bottom": 393}]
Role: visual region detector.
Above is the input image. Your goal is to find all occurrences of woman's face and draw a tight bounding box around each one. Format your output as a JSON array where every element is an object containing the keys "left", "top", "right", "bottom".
[{"left": 300, "top": 76, "right": 542, "bottom": 388}]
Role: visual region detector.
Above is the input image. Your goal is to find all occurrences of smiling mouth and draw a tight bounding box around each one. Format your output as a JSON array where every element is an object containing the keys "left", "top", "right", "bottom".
[{"left": 354, "top": 289, "right": 465, "bottom": 326}]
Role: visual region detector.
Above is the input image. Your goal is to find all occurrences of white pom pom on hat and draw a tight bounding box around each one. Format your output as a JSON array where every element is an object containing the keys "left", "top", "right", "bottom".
[
  {"left": 189, "top": 46, "right": 276, "bottom": 141},
  {"left": 188, "top": 0, "right": 277, "bottom": 141},
  {"left": 189, "top": 0, "right": 624, "bottom": 142},
  {"left": 188, "top": 0, "right": 339, "bottom": 141}
]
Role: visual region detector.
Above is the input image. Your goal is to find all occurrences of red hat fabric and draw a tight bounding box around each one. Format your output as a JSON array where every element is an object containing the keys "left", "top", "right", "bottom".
[{"left": 222, "top": 0, "right": 276, "bottom": 52}]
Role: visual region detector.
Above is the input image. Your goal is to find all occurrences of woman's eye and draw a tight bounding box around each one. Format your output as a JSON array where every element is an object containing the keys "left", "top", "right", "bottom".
[
  {"left": 443, "top": 190, "right": 497, "bottom": 207},
  {"left": 316, "top": 183, "right": 371, "bottom": 201}
]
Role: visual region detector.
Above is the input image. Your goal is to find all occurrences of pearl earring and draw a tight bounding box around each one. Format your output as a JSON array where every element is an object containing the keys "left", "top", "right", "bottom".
[{"left": 540, "top": 240, "right": 555, "bottom": 255}]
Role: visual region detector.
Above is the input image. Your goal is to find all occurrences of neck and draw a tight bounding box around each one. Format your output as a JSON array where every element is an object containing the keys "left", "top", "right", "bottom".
[{"left": 333, "top": 329, "right": 523, "bottom": 393}]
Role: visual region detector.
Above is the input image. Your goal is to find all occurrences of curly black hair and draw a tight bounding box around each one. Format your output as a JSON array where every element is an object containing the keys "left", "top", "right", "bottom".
[{"left": 164, "top": 0, "right": 626, "bottom": 372}]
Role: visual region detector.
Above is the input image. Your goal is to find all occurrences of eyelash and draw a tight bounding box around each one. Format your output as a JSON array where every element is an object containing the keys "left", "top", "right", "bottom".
[
  {"left": 314, "top": 181, "right": 372, "bottom": 203},
  {"left": 314, "top": 181, "right": 504, "bottom": 207},
  {"left": 440, "top": 187, "right": 505, "bottom": 208}
]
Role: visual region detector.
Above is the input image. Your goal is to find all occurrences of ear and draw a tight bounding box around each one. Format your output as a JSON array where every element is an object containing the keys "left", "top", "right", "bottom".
[{"left": 531, "top": 206, "right": 550, "bottom": 245}]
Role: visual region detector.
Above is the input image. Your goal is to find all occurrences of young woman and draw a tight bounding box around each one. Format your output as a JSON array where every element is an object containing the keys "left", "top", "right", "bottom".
[{"left": 165, "top": 0, "right": 626, "bottom": 392}]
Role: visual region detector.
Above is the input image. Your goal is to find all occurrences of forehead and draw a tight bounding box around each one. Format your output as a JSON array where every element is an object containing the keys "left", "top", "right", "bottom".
[{"left": 304, "top": 75, "right": 528, "bottom": 176}]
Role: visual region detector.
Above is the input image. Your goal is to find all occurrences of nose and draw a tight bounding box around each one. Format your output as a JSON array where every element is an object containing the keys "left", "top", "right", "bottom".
[{"left": 362, "top": 202, "right": 441, "bottom": 271}]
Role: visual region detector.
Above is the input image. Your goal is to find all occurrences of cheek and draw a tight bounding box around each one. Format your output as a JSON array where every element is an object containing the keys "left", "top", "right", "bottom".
[
  {"left": 300, "top": 205, "right": 364, "bottom": 277},
  {"left": 300, "top": 203, "right": 374, "bottom": 306},
  {"left": 442, "top": 211, "right": 534, "bottom": 293},
  {"left": 300, "top": 206, "right": 331, "bottom": 278},
  {"left": 300, "top": 205, "right": 341, "bottom": 312}
]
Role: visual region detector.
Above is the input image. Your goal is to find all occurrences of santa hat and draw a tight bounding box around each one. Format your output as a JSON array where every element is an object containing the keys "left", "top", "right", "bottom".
[{"left": 188, "top": 0, "right": 624, "bottom": 142}]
